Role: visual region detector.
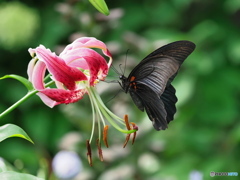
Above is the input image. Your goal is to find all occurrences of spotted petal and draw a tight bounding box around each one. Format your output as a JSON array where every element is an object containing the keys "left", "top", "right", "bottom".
[
  {"left": 62, "top": 48, "right": 109, "bottom": 85},
  {"left": 37, "top": 88, "right": 87, "bottom": 107},
  {"left": 33, "top": 45, "right": 87, "bottom": 90}
]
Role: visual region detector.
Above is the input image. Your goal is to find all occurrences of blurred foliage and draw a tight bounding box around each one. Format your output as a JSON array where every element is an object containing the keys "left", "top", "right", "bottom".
[
  {"left": 0, "top": 1, "right": 40, "bottom": 51},
  {"left": 0, "top": 0, "right": 240, "bottom": 180}
]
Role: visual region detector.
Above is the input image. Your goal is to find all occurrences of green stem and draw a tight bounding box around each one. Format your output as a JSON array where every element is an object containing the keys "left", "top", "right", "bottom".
[
  {"left": 0, "top": 80, "right": 55, "bottom": 119},
  {"left": 0, "top": 90, "right": 37, "bottom": 119}
]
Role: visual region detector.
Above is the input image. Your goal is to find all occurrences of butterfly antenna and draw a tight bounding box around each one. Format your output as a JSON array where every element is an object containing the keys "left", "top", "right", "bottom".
[
  {"left": 119, "top": 64, "right": 124, "bottom": 75},
  {"left": 111, "top": 64, "right": 121, "bottom": 76},
  {"left": 118, "top": 49, "right": 129, "bottom": 75},
  {"left": 123, "top": 49, "right": 129, "bottom": 76}
]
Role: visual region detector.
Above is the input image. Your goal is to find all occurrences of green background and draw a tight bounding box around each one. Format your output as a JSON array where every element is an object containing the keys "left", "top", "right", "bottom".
[{"left": 0, "top": 0, "right": 240, "bottom": 179}]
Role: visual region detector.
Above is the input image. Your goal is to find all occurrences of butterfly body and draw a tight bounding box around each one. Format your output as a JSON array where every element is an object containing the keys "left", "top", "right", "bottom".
[{"left": 119, "top": 41, "right": 196, "bottom": 130}]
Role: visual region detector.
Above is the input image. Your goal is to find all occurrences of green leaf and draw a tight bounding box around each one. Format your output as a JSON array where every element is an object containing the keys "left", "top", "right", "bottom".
[
  {"left": 0, "top": 74, "right": 33, "bottom": 91},
  {"left": 0, "top": 124, "right": 34, "bottom": 144},
  {"left": 89, "top": 0, "right": 110, "bottom": 15},
  {"left": 0, "top": 171, "right": 44, "bottom": 180}
]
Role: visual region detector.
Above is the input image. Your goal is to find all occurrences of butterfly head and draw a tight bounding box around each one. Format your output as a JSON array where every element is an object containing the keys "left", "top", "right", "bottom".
[
  {"left": 119, "top": 75, "right": 130, "bottom": 93},
  {"left": 119, "top": 75, "right": 126, "bottom": 81}
]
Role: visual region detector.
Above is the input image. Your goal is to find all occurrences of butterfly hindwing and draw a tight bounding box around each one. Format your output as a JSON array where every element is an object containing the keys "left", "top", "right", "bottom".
[
  {"left": 160, "top": 84, "right": 177, "bottom": 123},
  {"left": 129, "top": 89, "right": 144, "bottom": 111},
  {"left": 129, "top": 84, "right": 168, "bottom": 130}
]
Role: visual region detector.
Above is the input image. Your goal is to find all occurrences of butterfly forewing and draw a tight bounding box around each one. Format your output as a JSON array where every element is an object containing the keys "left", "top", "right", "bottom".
[
  {"left": 127, "top": 56, "right": 179, "bottom": 96},
  {"left": 143, "top": 40, "right": 196, "bottom": 65}
]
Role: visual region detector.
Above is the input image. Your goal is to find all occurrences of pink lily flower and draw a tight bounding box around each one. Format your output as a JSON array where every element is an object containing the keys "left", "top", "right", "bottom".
[
  {"left": 27, "top": 37, "right": 138, "bottom": 165},
  {"left": 28, "top": 37, "right": 112, "bottom": 107}
]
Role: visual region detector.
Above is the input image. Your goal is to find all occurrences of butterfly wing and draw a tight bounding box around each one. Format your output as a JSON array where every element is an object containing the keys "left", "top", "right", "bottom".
[
  {"left": 160, "top": 84, "right": 177, "bottom": 123},
  {"left": 129, "top": 84, "right": 168, "bottom": 130},
  {"left": 125, "top": 41, "right": 195, "bottom": 130},
  {"left": 142, "top": 40, "right": 196, "bottom": 83},
  {"left": 128, "top": 56, "right": 179, "bottom": 97},
  {"left": 143, "top": 40, "right": 195, "bottom": 64},
  {"left": 127, "top": 56, "right": 179, "bottom": 130}
]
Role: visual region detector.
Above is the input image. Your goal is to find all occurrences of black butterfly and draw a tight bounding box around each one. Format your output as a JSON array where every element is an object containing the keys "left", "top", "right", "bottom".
[{"left": 119, "top": 41, "right": 196, "bottom": 130}]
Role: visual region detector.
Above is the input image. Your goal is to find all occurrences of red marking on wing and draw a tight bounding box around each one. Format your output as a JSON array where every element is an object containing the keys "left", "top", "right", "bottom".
[
  {"left": 130, "top": 76, "right": 136, "bottom": 82},
  {"left": 129, "top": 76, "right": 137, "bottom": 90}
]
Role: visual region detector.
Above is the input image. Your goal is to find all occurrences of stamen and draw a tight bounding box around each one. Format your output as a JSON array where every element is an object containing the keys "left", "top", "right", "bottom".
[
  {"left": 96, "top": 139, "right": 104, "bottom": 161},
  {"left": 86, "top": 140, "right": 93, "bottom": 166},
  {"left": 103, "top": 125, "right": 109, "bottom": 148},
  {"left": 130, "top": 122, "right": 138, "bottom": 145},
  {"left": 123, "top": 115, "right": 131, "bottom": 148},
  {"left": 123, "top": 134, "right": 131, "bottom": 148},
  {"left": 124, "top": 114, "right": 131, "bottom": 130},
  {"left": 123, "top": 116, "right": 139, "bottom": 148}
]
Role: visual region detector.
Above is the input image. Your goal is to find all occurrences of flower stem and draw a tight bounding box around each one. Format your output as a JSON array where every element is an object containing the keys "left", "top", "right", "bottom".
[
  {"left": 0, "top": 90, "right": 38, "bottom": 119},
  {"left": 0, "top": 80, "right": 55, "bottom": 120}
]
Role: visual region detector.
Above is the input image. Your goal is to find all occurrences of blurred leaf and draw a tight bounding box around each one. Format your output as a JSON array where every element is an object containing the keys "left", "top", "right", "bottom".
[
  {"left": 0, "top": 158, "right": 14, "bottom": 172},
  {"left": 89, "top": 0, "right": 109, "bottom": 15},
  {"left": 0, "top": 75, "right": 33, "bottom": 91},
  {"left": 0, "top": 171, "right": 44, "bottom": 180},
  {"left": 0, "top": 124, "right": 34, "bottom": 144}
]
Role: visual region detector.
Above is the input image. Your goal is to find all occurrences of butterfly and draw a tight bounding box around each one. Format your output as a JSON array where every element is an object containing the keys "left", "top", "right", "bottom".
[{"left": 119, "top": 41, "right": 196, "bottom": 130}]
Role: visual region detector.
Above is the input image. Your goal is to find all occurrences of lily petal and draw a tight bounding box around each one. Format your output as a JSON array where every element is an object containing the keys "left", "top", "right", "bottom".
[
  {"left": 31, "top": 60, "right": 47, "bottom": 90},
  {"left": 34, "top": 46, "right": 87, "bottom": 90},
  {"left": 27, "top": 57, "right": 38, "bottom": 82},
  {"left": 36, "top": 92, "right": 59, "bottom": 108},
  {"left": 61, "top": 48, "right": 109, "bottom": 84},
  {"left": 60, "top": 37, "right": 112, "bottom": 67},
  {"left": 37, "top": 88, "right": 87, "bottom": 107}
]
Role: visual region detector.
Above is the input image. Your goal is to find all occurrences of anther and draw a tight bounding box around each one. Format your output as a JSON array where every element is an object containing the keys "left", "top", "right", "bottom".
[
  {"left": 123, "top": 134, "right": 131, "bottom": 148},
  {"left": 103, "top": 125, "right": 109, "bottom": 148},
  {"left": 123, "top": 115, "right": 139, "bottom": 148},
  {"left": 123, "top": 115, "right": 130, "bottom": 148},
  {"left": 130, "top": 122, "right": 138, "bottom": 145},
  {"left": 124, "top": 114, "right": 131, "bottom": 130},
  {"left": 86, "top": 140, "right": 93, "bottom": 166},
  {"left": 96, "top": 139, "right": 104, "bottom": 161}
]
